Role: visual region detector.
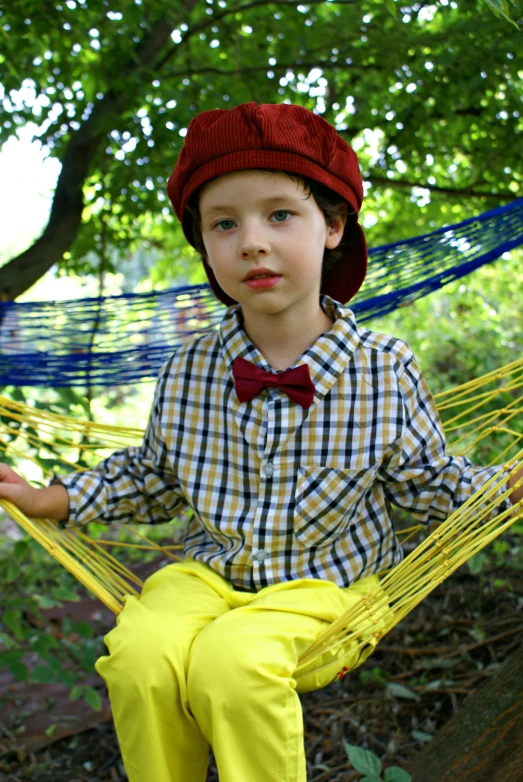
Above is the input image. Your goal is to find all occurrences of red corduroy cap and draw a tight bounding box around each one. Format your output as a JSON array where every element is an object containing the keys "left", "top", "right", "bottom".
[{"left": 167, "top": 102, "right": 367, "bottom": 306}]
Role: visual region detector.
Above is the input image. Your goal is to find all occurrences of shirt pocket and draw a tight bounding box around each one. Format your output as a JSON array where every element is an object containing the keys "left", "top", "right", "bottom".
[{"left": 294, "top": 465, "right": 379, "bottom": 548}]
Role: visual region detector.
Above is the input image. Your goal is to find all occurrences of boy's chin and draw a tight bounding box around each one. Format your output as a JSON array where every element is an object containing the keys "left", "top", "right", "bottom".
[
  {"left": 240, "top": 296, "right": 313, "bottom": 320},
  {"left": 238, "top": 296, "right": 286, "bottom": 316}
]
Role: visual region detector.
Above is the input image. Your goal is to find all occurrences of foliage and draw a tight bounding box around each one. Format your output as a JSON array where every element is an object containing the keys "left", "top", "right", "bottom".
[
  {"left": 370, "top": 246, "right": 523, "bottom": 576},
  {"left": 372, "top": 249, "right": 523, "bottom": 397},
  {"left": 0, "top": 377, "right": 179, "bottom": 712},
  {"left": 1, "top": 247, "right": 522, "bottom": 710},
  {"left": 343, "top": 741, "right": 412, "bottom": 781},
  {"left": 0, "top": 0, "right": 521, "bottom": 295},
  {"left": 483, "top": 0, "right": 522, "bottom": 27},
  {"left": 0, "top": 381, "right": 113, "bottom": 710},
  {"left": 0, "top": 534, "right": 104, "bottom": 712},
  {"left": 372, "top": 249, "right": 523, "bottom": 474}
]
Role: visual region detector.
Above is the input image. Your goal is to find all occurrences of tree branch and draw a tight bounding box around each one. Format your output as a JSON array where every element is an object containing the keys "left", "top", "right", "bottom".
[
  {"left": 0, "top": 9, "right": 199, "bottom": 300},
  {"left": 366, "top": 175, "right": 517, "bottom": 203},
  {"left": 162, "top": 57, "right": 384, "bottom": 80},
  {"left": 154, "top": 0, "right": 358, "bottom": 71}
]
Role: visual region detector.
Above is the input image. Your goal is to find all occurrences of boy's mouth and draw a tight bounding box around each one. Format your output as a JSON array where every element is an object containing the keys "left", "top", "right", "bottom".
[
  {"left": 243, "top": 267, "right": 279, "bottom": 282},
  {"left": 243, "top": 272, "right": 282, "bottom": 290}
]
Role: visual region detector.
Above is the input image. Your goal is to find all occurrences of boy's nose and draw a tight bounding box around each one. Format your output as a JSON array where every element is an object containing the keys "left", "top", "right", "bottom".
[{"left": 239, "top": 221, "right": 270, "bottom": 258}]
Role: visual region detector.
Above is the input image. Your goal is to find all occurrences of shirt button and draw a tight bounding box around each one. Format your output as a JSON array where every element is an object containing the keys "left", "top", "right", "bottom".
[
  {"left": 252, "top": 549, "right": 268, "bottom": 563},
  {"left": 263, "top": 462, "right": 274, "bottom": 479}
]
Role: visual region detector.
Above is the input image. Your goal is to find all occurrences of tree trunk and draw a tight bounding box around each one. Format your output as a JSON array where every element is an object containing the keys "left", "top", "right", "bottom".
[
  {"left": 406, "top": 643, "right": 523, "bottom": 781},
  {"left": 0, "top": 13, "right": 189, "bottom": 301}
]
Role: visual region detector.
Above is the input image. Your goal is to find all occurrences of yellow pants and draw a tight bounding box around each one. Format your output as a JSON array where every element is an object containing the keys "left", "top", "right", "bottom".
[{"left": 95, "top": 559, "right": 385, "bottom": 782}]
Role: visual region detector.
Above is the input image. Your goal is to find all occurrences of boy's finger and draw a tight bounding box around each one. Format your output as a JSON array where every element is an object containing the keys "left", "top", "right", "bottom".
[
  {"left": 0, "top": 463, "right": 22, "bottom": 485},
  {"left": 0, "top": 463, "right": 21, "bottom": 481},
  {"left": 0, "top": 462, "right": 12, "bottom": 479},
  {"left": 0, "top": 482, "right": 20, "bottom": 501}
]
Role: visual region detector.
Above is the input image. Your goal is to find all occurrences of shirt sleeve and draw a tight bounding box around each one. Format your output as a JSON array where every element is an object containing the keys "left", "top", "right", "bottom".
[
  {"left": 377, "top": 350, "right": 512, "bottom": 525},
  {"left": 55, "top": 358, "right": 188, "bottom": 528}
]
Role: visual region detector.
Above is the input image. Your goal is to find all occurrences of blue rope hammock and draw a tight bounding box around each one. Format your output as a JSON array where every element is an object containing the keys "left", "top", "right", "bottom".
[{"left": 1, "top": 198, "right": 522, "bottom": 388}]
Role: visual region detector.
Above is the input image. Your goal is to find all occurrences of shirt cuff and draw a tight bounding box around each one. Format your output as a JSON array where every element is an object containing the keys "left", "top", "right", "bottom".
[
  {"left": 481, "top": 463, "right": 516, "bottom": 515},
  {"left": 50, "top": 473, "right": 82, "bottom": 529}
]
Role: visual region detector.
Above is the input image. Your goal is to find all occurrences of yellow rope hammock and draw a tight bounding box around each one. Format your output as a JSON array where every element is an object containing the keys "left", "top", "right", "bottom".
[{"left": 1, "top": 358, "right": 522, "bottom": 687}]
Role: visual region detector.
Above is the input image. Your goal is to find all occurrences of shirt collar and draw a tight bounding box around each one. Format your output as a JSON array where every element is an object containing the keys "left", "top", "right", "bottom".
[{"left": 219, "top": 295, "right": 361, "bottom": 402}]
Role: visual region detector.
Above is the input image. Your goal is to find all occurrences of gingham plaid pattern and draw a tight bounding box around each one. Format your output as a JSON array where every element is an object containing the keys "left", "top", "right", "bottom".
[{"left": 60, "top": 297, "right": 509, "bottom": 590}]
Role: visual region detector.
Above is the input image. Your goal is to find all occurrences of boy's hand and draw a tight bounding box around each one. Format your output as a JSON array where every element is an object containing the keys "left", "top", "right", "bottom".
[{"left": 0, "top": 463, "right": 70, "bottom": 522}]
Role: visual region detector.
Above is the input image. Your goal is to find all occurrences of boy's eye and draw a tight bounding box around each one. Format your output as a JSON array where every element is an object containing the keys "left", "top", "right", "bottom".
[
  {"left": 215, "top": 219, "right": 235, "bottom": 231},
  {"left": 213, "top": 210, "right": 292, "bottom": 231},
  {"left": 271, "top": 210, "right": 292, "bottom": 222}
]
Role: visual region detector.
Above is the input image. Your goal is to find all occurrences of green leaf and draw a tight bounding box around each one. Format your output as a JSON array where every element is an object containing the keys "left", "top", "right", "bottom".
[
  {"left": 343, "top": 742, "right": 382, "bottom": 775},
  {"left": 468, "top": 627, "right": 486, "bottom": 643},
  {"left": 386, "top": 682, "right": 421, "bottom": 701},
  {"left": 384, "top": 766, "right": 412, "bottom": 782},
  {"left": 423, "top": 678, "right": 454, "bottom": 691},
  {"left": 9, "top": 661, "right": 29, "bottom": 682},
  {"left": 359, "top": 666, "right": 389, "bottom": 685},
  {"left": 32, "top": 634, "right": 58, "bottom": 657},
  {"left": 2, "top": 609, "right": 24, "bottom": 639},
  {"left": 384, "top": 0, "right": 397, "bottom": 16},
  {"left": 64, "top": 644, "right": 98, "bottom": 673},
  {"left": 0, "top": 649, "right": 24, "bottom": 665},
  {"left": 44, "top": 724, "right": 57, "bottom": 737},
  {"left": 58, "top": 669, "right": 76, "bottom": 688},
  {"left": 32, "top": 665, "right": 57, "bottom": 684},
  {"left": 13, "top": 539, "right": 29, "bottom": 562},
  {"left": 70, "top": 685, "right": 84, "bottom": 700},
  {"left": 34, "top": 594, "right": 58, "bottom": 610},
  {"left": 468, "top": 552, "right": 488, "bottom": 574},
  {"left": 2, "top": 561, "right": 19, "bottom": 583},
  {"left": 483, "top": 0, "right": 521, "bottom": 28},
  {"left": 72, "top": 621, "right": 94, "bottom": 638},
  {"left": 44, "top": 654, "right": 63, "bottom": 674},
  {"left": 360, "top": 777, "right": 382, "bottom": 782},
  {"left": 83, "top": 686, "right": 102, "bottom": 711},
  {"left": 411, "top": 730, "right": 433, "bottom": 743},
  {"left": 51, "top": 585, "right": 80, "bottom": 603}
]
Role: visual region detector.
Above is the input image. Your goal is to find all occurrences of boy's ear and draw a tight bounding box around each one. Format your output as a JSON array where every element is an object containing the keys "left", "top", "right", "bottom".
[{"left": 325, "top": 203, "right": 348, "bottom": 250}]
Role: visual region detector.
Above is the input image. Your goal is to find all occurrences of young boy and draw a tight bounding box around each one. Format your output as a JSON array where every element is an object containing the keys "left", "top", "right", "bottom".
[{"left": 0, "top": 102, "right": 521, "bottom": 782}]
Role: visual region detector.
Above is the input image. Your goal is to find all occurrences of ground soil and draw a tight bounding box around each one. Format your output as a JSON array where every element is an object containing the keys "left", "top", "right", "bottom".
[{"left": 1, "top": 554, "right": 521, "bottom": 782}]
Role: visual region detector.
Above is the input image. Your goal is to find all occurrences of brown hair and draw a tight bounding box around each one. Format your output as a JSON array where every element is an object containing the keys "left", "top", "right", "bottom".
[{"left": 185, "top": 170, "right": 357, "bottom": 276}]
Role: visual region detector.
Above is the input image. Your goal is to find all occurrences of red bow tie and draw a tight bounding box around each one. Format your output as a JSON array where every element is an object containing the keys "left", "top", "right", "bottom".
[{"left": 232, "top": 357, "right": 315, "bottom": 409}]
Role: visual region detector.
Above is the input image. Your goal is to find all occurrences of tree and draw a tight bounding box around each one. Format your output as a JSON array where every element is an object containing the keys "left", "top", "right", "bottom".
[
  {"left": 407, "top": 643, "right": 523, "bottom": 781},
  {"left": 0, "top": 0, "right": 521, "bottom": 299}
]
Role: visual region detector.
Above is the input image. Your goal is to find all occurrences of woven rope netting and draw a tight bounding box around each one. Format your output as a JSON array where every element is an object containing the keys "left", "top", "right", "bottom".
[
  {"left": 1, "top": 358, "right": 522, "bottom": 672},
  {"left": 1, "top": 198, "right": 522, "bottom": 387}
]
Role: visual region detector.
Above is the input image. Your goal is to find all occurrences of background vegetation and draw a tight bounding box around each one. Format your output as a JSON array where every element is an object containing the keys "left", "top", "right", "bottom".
[{"left": 0, "top": 0, "right": 521, "bottom": 742}]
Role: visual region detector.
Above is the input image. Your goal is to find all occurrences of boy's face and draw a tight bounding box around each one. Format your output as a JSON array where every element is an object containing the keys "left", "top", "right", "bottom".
[{"left": 199, "top": 170, "right": 346, "bottom": 323}]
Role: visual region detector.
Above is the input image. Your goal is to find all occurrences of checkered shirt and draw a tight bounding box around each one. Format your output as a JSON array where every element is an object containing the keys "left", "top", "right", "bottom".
[{"left": 59, "top": 296, "right": 510, "bottom": 590}]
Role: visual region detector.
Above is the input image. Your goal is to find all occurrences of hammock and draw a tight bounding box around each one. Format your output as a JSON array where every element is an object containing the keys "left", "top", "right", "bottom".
[
  {"left": 1, "top": 198, "right": 522, "bottom": 388},
  {"left": 1, "top": 358, "right": 522, "bottom": 682}
]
